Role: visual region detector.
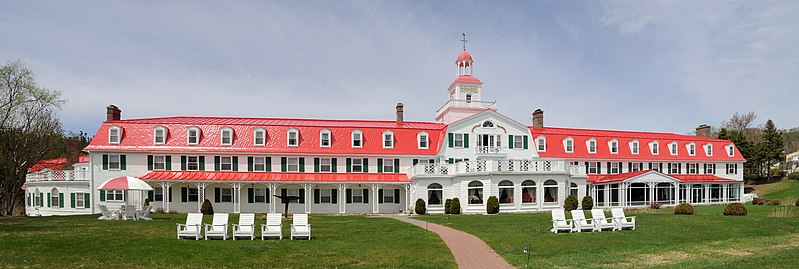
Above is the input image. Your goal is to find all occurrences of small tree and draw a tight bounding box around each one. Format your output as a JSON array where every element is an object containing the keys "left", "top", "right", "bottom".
[
  {"left": 200, "top": 199, "right": 214, "bottom": 215},
  {"left": 486, "top": 196, "right": 499, "bottom": 214},
  {"left": 450, "top": 198, "right": 461, "bottom": 214},
  {"left": 563, "top": 195, "right": 578, "bottom": 211},
  {"left": 415, "top": 198, "right": 426, "bottom": 215},
  {"left": 581, "top": 196, "right": 594, "bottom": 210},
  {"left": 444, "top": 199, "right": 453, "bottom": 214}
]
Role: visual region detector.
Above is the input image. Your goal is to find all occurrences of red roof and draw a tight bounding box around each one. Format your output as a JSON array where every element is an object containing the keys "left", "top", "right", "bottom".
[
  {"left": 448, "top": 75, "right": 482, "bottom": 89},
  {"left": 531, "top": 127, "right": 745, "bottom": 162},
  {"left": 139, "top": 171, "right": 410, "bottom": 183},
  {"left": 456, "top": 50, "right": 473, "bottom": 62},
  {"left": 588, "top": 170, "right": 740, "bottom": 184},
  {"left": 28, "top": 155, "right": 90, "bottom": 173},
  {"left": 84, "top": 117, "right": 446, "bottom": 155}
]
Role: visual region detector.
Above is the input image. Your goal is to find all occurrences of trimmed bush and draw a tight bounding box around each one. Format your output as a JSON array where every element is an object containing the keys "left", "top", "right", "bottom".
[
  {"left": 649, "top": 202, "right": 661, "bottom": 210},
  {"left": 486, "top": 196, "right": 499, "bottom": 214},
  {"left": 200, "top": 199, "right": 214, "bottom": 215},
  {"left": 723, "top": 203, "right": 748, "bottom": 216},
  {"left": 769, "top": 199, "right": 782, "bottom": 206},
  {"left": 444, "top": 199, "right": 453, "bottom": 214},
  {"left": 581, "top": 196, "right": 594, "bottom": 210},
  {"left": 795, "top": 199, "right": 799, "bottom": 207},
  {"left": 415, "top": 198, "right": 426, "bottom": 215},
  {"left": 449, "top": 198, "right": 461, "bottom": 215},
  {"left": 788, "top": 172, "right": 799, "bottom": 180},
  {"left": 563, "top": 195, "right": 578, "bottom": 211},
  {"left": 752, "top": 198, "right": 768, "bottom": 205},
  {"left": 674, "top": 203, "right": 694, "bottom": 215}
]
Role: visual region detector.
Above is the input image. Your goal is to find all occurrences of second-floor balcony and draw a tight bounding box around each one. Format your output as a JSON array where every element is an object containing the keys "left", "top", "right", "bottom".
[
  {"left": 408, "top": 159, "right": 587, "bottom": 178},
  {"left": 475, "top": 146, "right": 507, "bottom": 155},
  {"left": 25, "top": 170, "right": 89, "bottom": 182},
  {"left": 436, "top": 99, "right": 497, "bottom": 114}
]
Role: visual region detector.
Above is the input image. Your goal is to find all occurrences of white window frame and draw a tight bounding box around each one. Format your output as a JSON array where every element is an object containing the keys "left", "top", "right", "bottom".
[
  {"left": 631, "top": 162, "right": 641, "bottom": 172},
  {"left": 610, "top": 162, "right": 620, "bottom": 174},
  {"left": 587, "top": 139, "right": 597, "bottom": 154},
  {"left": 186, "top": 156, "right": 200, "bottom": 171},
  {"left": 187, "top": 188, "right": 199, "bottom": 202},
  {"left": 650, "top": 141, "right": 659, "bottom": 155},
  {"left": 153, "top": 155, "right": 166, "bottom": 170},
  {"left": 564, "top": 138, "right": 574, "bottom": 153},
  {"left": 220, "top": 188, "right": 233, "bottom": 203},
  {"left": 253, "top": 157, "right": 267, "bottom": 172},
  {"left": 352, "top": 130, "right": 363, "bottom": 148},
  {"left": 351, "top": 158, "right": 363, "bottom": 173},
  {"left": 705, "top": 143, "right": 713, "bottom": 156},
  {"left": 287, "top": 157, "right": 300, "bottom": 172},
  {"left": 609, "top": 140, "right": 618, "bottom": 154},
  {"left": 220, "top": 127, "right": 233, "bottom": 146},
  {"left": 514, "top": 135, "right": 524, "bottom": 149},
  {"left": 254, "top": 128, "right": 266, "bottom": 146},
  {"left": 536, "top": 136, "right": 546, "bottom": 152},
  {"left": 726, "top": 163, "right": 737, "bottom": 174},
  {"left": 320, "top": 129, "right": 331, "bottom": 148},
  {"left": 106, "top": 190, "right": 124, "bottom": 202},
  {"left": 187, "top": 127, "right": 200, "bottom": 145},
  {"left": 650, "top": 162, "right": 661, "bottom": 172},
  {"left": 320, "top": 189, "right": 332, "bottom": 203},
  {"left": 154, "top": 126, "right": 166, "bottom": 145},
  {"left": 287, "top": 189, "right": 300, "bottom": 204},
  {"left": 630, "top": 140, "right": 639, "bottom": 155},
  {"left": 254, "top": 188, "right": 267, "bottom": 203},
  {"left": 588, "top": 162, "right": 598, "bottom": 174},
  {"left": 670, "top": 142, "right": 679, "bottom": 156},
  {"left": 688, "top": 163, "right": 697, "bottom": 174},
  {"left": 705, "top": 163, "right": 716, "bottom": 174},
  {"left": 383, "top": 131, "right": 394, "bottom": 149},
  {"left": 220, "top": 156, "right": 233, "bottom": 171},
  {"left": 320, "top": 158, "right": 332, "bottom": 172},
  {"left": 352, "top": 189, "right": 364, "bottom": 203},
  {"left": 50, "top": 188, "right": 59, "bottom": 208},
  {"left": 108, "top": 155, "right": 121, "bottom": 171},
  {"left": 287, "top": 129, "right": 299, "bottom": 147},
  {"left": 75, "top": 192, "right": 86, "bottom": 207},
  {"left": 382, "top": 189, "right": 395, "bottom": 203},
  {"left": 418, "top": 132, "right": 429, "bottom": 149},
  {"left": 382, "top": 158, "right": 394, "bottom": 173},
  {"left": 727, "top": 145, "right": 735, "bottom": 157},
  {"left": 108, "top": 126, "right": 121, "bottom": 144},
  {"left": 454, "top": 133, "right": 464, "bottom": 148},
  {"left": 687, "top": 143, "right": 696, "bottom": 156}
]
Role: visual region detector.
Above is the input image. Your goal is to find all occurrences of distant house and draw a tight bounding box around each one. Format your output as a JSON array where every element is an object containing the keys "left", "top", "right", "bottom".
[{"left": 786, "top": 150, "right": 799, "bottom": 173}]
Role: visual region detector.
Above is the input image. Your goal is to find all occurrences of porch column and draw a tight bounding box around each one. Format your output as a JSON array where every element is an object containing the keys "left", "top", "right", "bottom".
[
  {"left": 197, "top": 182, "right": 207, "bottom": 213},
  {"left": 268, "top": 183, "right": 278, "bottom": 213},
  {"left": 338, "top": 184, "right": 346, "bottom": 214},
  {"left": 673, "top": 183, "right": 679, "bottom": 205},
  {"left": 304, "top": 184, "right": 314, "bottom": 214},
  {"left": 233, "top": 183, "right": 241, "bottom": 213},
  {"left": 704, "top": 184, "right": 710, "bottom": 204},
  {"left": 372, "top": 184, "right": 381, "bottom": 213},
  {"left": 162, "top": 182, "right": 172, "bottom": 212},
  {"left": 405, "top": 184, "right": 412, "bottom": 214},
  {"left": 648, "top": 182, "right": 655, "bottom": 205},
  {"left": 722, "top": 184, "right": 728, "bottom": 203}
]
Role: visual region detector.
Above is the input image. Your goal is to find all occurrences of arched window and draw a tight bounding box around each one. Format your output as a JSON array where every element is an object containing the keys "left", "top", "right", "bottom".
[
  {"left": 498, "top": 180, "right": 514, "bottom": 204},
  {"left": 50, "top": 188, "right": 59, "bottom": 208},
  {"left": 34, "top": 188, "right": 41, "bottom": 207},
  {"left": 383, "top": 130, "right": 394, "bottom": 148},
  {"left": 221, "top": 127, "right": 234, "bottom": 146},
  {"left": 320, "top": 129, "right": 331, "bottom": 148},
  {"left": 108, "top": 126, "right": 122, "bottom": 144},
  {"left": 154, "top": 126, "right": 167, "bottom": 145},
  {"left": 254, "top": 128, "right": 266, "bottom": 146},
  {"left": 187, "top": 127, "right": 201, "bottom": 145},
  {"left": 570, "top": 182, "right": 578, "bottom": 197},
  {"left": 543, "top": 180, "right": 559, "bottom": 203},
  {"left": 287, "top": 129, "right": 299, "bottom": 147},
  {"left": 427, "top": 183, "right": 442, "bottom": 205},
  {"left": 352, "top": 130, "right": 363, "bottom": 148},
  {"left": 521, "top": 180, "right": 536, "bottom": 204},
  {"left": 482, "top": 120, "right": 494, "bottom": 128},
  {"left": 467, "top": 181, "right": 484, "bottom": 205}
]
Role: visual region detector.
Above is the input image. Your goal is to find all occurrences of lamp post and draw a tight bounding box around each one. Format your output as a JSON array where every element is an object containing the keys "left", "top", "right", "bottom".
[{"left": 523, "top": 244, "right": 530, "bottom": 268}]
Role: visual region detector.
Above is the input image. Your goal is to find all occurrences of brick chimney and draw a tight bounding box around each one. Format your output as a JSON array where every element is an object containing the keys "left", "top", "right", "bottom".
[
  {"left": 106, "top": 105, "right": 121, "bottom": 121},
  {"left": 396, "top": 103, "right": 404, "bottom": 124},
  {"left": 696, "top": 124, "right": 711, "bottom": 138},
  {"left": 532, "top": 109, "right": 544, "bottom": 128}
]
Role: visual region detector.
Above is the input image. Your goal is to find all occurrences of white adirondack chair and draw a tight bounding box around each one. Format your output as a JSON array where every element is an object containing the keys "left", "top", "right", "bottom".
[
  {"left": 136, "top": 205, "right": 153, "bottom": 221},
  {"left": 97, "top": 204, "right": 118, "bottom": 220},
  {"left": 232, "top": 213, "right": 255, "bottom": 240},
  {"left": 177, "top": 213, "right": 203, "bottom": 240},
  {"left": 550, "top": 209, "right": 573, "bottom": 233},
  {"left": 611, "top": 208, "right": 636, "bottom": 230},
  {"left": 290, "top": 214, "right": 311, "bottom": 240},
  {"left": 122, "top": 205, "right": 137, "bottom": 220},
  {"left": 204, "top": 213, "right": 230, "bottom": 240},
  {"left": 571, "top": 210, "right": 595, "bottom": 233},
  {"left": 261, "top": 213, "right": 283, "bottom": 240},
  {"left": 591, "top": 209, "right": 615, "bottom": 231}
]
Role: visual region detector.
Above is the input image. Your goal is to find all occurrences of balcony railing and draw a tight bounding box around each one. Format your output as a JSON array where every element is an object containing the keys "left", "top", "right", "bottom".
[
  {"left": 25, "top": 170, "right": 89, "bottom": 182},
  {"left": 436, "top": 99, "right": 497, "bottom": 114},
  {"left": 408, "top": 159, "right": 587, "bottom": 178},
  {"left": 475, "top": 146, "right": 507, "bottom": 155}
]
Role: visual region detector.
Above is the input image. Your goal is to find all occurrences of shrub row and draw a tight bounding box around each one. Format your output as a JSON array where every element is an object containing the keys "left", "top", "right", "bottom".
[{"left": 752, "top": 198, "right": 784, "bottom": 206}]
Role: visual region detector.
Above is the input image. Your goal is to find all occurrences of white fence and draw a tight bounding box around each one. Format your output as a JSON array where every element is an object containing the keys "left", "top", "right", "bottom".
[
  {"left": 25, "top": 170, "right": 89, "bottom": 182},
  {"left": 409, "top": 159, "right": 585, "bottom": 177}
]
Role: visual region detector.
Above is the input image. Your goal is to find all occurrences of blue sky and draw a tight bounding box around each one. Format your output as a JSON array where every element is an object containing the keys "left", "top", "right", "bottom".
[{"left": 1, "top": 0, "right": 797, "bottom": 135}]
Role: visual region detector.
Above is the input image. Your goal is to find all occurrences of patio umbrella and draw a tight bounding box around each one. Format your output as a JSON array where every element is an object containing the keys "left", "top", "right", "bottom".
[{"left": 97, "top": 176, "right": 153, "bottom": 191}]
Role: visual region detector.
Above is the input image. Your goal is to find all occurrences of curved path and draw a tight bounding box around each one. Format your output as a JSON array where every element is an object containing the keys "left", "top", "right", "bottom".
[{"left": 385, "top": 215, "right": 514, "bottom": 269}]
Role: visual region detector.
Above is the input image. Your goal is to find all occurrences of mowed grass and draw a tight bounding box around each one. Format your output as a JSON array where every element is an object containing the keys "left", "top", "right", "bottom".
[
  {"left": 0, "top": 214, "right": 455, "bottom": 268},
  {"left": 416, "top": 205, "right": 799, "bottom": 268},
  {"left": 751, "top": 179, "right": 799, "bottom": 204}
]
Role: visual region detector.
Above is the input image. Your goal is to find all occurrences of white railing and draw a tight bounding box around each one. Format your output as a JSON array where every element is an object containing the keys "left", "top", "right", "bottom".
[
  {"left": 408, "top": 159, "right": 585, "bottom": 178},
  {"left": 436, "top": 99, "right": 497, "bottom": 114},
  {"left": 25, "top": 170, "right": 89, "bottom": 182},
  {"left": 475, "top": 146, "right": 507, "bottom": 155}
]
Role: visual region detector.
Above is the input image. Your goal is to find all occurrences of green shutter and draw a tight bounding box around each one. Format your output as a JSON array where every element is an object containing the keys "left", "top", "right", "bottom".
[
  {"left": 585, "top": 162, "right": 589, "bottom": 174},
  {"left": 523, "top": 136, "right": 529, "bottom": 149},
  {"left": 84, "top": 193, "right": 90, "bottom": 208},
  {"left": 232, "top": 156, "right": 238, "bottom": 171},
  {"left": 248, "top": 188, "right": 254, "bottom": 203},
  {"left": 678, "top": 163, "right": 682, "bottom": 174},
  {"left": 299, "top": 157, "right": 305, "bottom": 172},
  {"left": 99, "top": 190, "right": 105, "bottom": 201},
  {"left": 363, "top": 158, "right": 368, "bottom": 173},
  {"left": 266, "top": 157, "right": 272, "bottom": 172},
  {"left": 181, "top": 156, "right": 187, "bottom": 170},
  {"left": 148, "top": 190, "right": 154, "bottom": 201},
  {"left": 199, "top": 156, "right": 205, "bottom": 170},
  {"left": 59, "top": 193, "right": 64, "bottom": 208},
  {"left": 413, "top": 159, "right": 418, "bottom": 165},
  {"left": 165, "top": 156, "right": 172, "bottom": 170},
  {"left": 448, "top": 133, "right": 454, "bottom": 148},
  {"left": 102, "top": 154, "right": 108, "bottom": 170},
  {"left": 47, "top": 193, "right": 50, "bottom": 207},
  {"left": 449, "top": 158, "right": 454, "bottom": 164},
  {"left": 332, "top": 158, "right": 337, "bottom": 172},
  {"left": 214, "top": 156, "right": 221, "bottom": 171},
  {"left": 281, "top": 157, "right": 287, "bottom": 172},
  {"left": 39, "top": 195, "right": 43, "bottom": 207},
  {"left": 147, "top": 155, "right": 153, "bottom": 170},
  {"left": 248, "top": 157, "right": 254, "bottom": 171},
  {"left": 508, "top": 135, "right": 514, "bottom": 149},
  {"left": 314, "top": 158, "right": 320, "bottom": 173},
  {"left": 71, "top": 193, "right": 76, "bottom": 208},
  {"left": 597, "top": 162, "right": 601, "bottom": 174},
  {"left": 463, "top": 134, "right": 469, "bottom": 148},
  {"left": 120, "top": 155, "right": 126, "bottom": 170},
  {"left": 346, "top": 158, "right": 351, "bottom": 173},
  {"left": 377, "top": 159, "right": 383, "bottom": 173},
  {"left": 394, "top": 159, "right": 400, "bottom": 173}
]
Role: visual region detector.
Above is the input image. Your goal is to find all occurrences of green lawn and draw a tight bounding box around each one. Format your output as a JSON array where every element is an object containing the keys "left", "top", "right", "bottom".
[
  {"left": 0, "top": 214, "right": 455, "bottom": 268},
  {"left": 756, "top": 179, "right": 799, "bottom": 203},
  {"left": 416, "top": 205, "right": 799, "bottom": 268}
]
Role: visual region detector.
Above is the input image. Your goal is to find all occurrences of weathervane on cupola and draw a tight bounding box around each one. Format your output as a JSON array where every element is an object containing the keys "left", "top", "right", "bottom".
[
  {"left": 461, "top": 33, "right": 468, "bottom": 50},
  {"left": 435, "top": 33, "right": 494, "bottom": 124}
]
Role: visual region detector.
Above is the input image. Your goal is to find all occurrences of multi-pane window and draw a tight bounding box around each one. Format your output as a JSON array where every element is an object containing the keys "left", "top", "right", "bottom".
[
  {"left": 689, "top": 144, "right": 696, "bottom": 155},
  {"left": 254, "top": 129, "right": 265, "bottom": 146},
  {"left": 154, "top": 128, "right": 165, "bottom": 144},
  {"left": 221, "top": 188, "right": 233, "bottom": 203},
  {"left": 418, "top": 133, "right": 428, "bottom": 149},
  {"left": 50, "top": 189, "right": 59, "bottom": 208},
  {"left": 188, "top": 128, "right": 199, "bottom": 144},
  {"left": 728, "top": 146, "right": 734, "bottom": 156},
  {"left": 154, "top": 155, "right": 166, "bottom": 170},
  {"left": 352, "top": 131, "right": 362, "bottom": 148},
  {"left": 109, "top": 127, "right": 120, "bottom": 143},
  {"left": 610, "top": 162, "right": 620, "bottom": 174},
  {"left": 705, "top": 144, "right": 713, "bottom": 156},
  {"left": 108, "top": 155, "right": 121, "bottom": 170},
  {"left": 253, "top": 157, "right": 267, "bottom": 171},
  {"left": 220, "top": 156, "right": 233, "bottom": 171},
  {"left": 650, "top": 162, "right": 660, "bottom": 172},
  {"left": 75, "top": 192, "right": 85, "bottom": 208},
  {"left": 106, "top": 190, "right": 124, "bottom": 201},
  {"left": 351, "top": 189, "right": 364, "bottom": 203},
  {"left": 631, "top": 142, "right": 639, "bottom": 154},
  {"left": 382, "top": 189, "right": 395, "bottom": 203},
  {"left": 652, "top": 142, "right": 659, "bottom": 154},
  {"left": 588, "top": 162, "right": 598, "bottom": 174},
  {"left": 287, "top": 189, "right": 300, "bottom": 204},
  {"left": 254, "top": 189, "right": 267, "bottom": 203},
  {"left": 705, "top": 163, "right": 716, "bottom": 174},
  {"left": 631, "top": 162, "right": 641, "bottom": 172},
  {"left": 287, "top": 158, "right": 300, "bottom": 172},
  {"left": 726, "top": 163, "right": 738, "bottom": 174},
  {"left": 320, "top": 189, "right": 332, "bottom": 203},
  {"left": 670, "top": 143, "right": 678, "bottom": 155},
  {"left": 454, "top": 133, "right": 464, "bottom": 148},
  {"left": 382, "top": 158, "right": 394, "bottom": 173},
  {"left": 187, "top": 156, "right": 200, "bottom": 171},
  {"left": 188, "top": 188, "right": 198, "bottom": 202},
  {"left": 287, "top": 130, "right": 298, "bottom": 147},
  {"left": 514, "top": 135, "right": 524, "bottom": 149},
  {"left": 320, "top": 131, "right": 331, "bottom": 147},
  {"left": 610, "top": 141, "right": 618, "bottom": 154},
  {"left": 588, "top": 140, "right": 597, "bottom": 153},
  {"left": 320, "top": 158, "right": 332, "bottom": 172},
  {"left": 537, "top": 137, "right": 545, "bottom": 151},
  {"left": 565, "top": 139, "right": 574, "bottom": 153},
  {"left": 351, "top": 158, "right": 363, "bottom": 173},
  {"left": 154, "top": 188, "right": 163, "bottom": 201},
  {"left": 670, "top": 164, "right": 679, "bottom": 174},
  {"left": 688, "top": 163, "right": 697, "bottom": 174},
  {"left": 383, "top": 132, "right": 394, "bottom": 148}
]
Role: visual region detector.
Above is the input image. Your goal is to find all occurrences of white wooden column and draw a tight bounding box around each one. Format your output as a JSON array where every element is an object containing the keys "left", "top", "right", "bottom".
[
  {"left": 338, "top": 184, "right": 346, "bottom": 214},
  {"left": 648, "top": 182, "right": 655, "bottom": 205},
  {"left": 704, "top": 184, "right": 710, "bottom": 204},
  {"left": 197, "top": 182, "right": 207, "bottom": 213},
  {"left": 162, "top": 182, "right": 172, "bottom": 212},
  {"left": 372, "top": 184, "right": 381, "bottom": 213},
  {"left": 404, "top": 184, "right": 412, "bottom": 214},
  {"left": 233, "top": 183, "right": 241, "bottom": 213},
  {"left": 673, "top": 183, "right": 679, "bottom": 205},
  {"left": 304, "top": 184, "right": 314, "bottom": 214},
  {"left": 269, "top": 183, "right": 277, "bottom": 213}
]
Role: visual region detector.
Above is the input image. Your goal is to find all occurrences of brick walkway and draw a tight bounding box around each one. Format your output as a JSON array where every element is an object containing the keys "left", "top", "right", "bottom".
[{"left": 385, "top": 215, "right": 514, "bottom": 269}]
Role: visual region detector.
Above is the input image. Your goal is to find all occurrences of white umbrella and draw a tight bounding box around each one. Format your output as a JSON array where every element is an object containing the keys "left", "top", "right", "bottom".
[{"left": 97, "top": 176, "right": 153, "bottom": 191}]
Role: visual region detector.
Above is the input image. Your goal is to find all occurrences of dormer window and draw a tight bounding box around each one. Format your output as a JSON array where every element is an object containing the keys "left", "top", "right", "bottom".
[
  {"left": 482, "top": 121, "right": 494, "bottom": 128},
  {"left": 564, "top": 138, "right": 574, "bottom": 153},
  {"left": 687, "top": 143, "right": 696, "bottom": 156},
  {"left": 587, "top": 139, "right": 597, "bottom": 154},
  {"left": 352, "top": 130, "right": 363, "bottom": 148},
  {"left": 418, "top": 132, "right": 429, "bottom": 149},
  {"left": 154, "top": 127, "right": 166, "bottom": 145},
  {"left": 383, "top": 131, "right": 394, "bottom": 148},
  {"left": 727, "top": 144, "right": 735, "bottom": 157},
  {"left": 609, "top": 140, "right": 618, "bottom": 154},
  {"left": 651, "top": 141, "right": 659, "bottom": 155},
  {"left": 108, "top": 126, "right": 121, "bottom": 144},
  {"left": 221, "top": 127, "right": 233, "bottom": 146},
  {"left": 320, "top": 129, "right": 331, "bottom": 148},
  {"left": 287, "top": 129, "right": 299, "bottom": 147},
  {"left": 670, "top": 142, "right": 678, "bottom": 155},
  {"left": 254, "top": 128, "right": 265, "bottom": 146},
  {"left": 705, "top": 144, "right": 713, "bottom": 156},
  {"left": 537, "top": 136, "right": 546, "bottom": 152},
  {"left": 631, "top": 141, "right": 639, "bottom": 155},
  {"left": 187, "top": 127, "right": 200, "bottom": 145}
]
